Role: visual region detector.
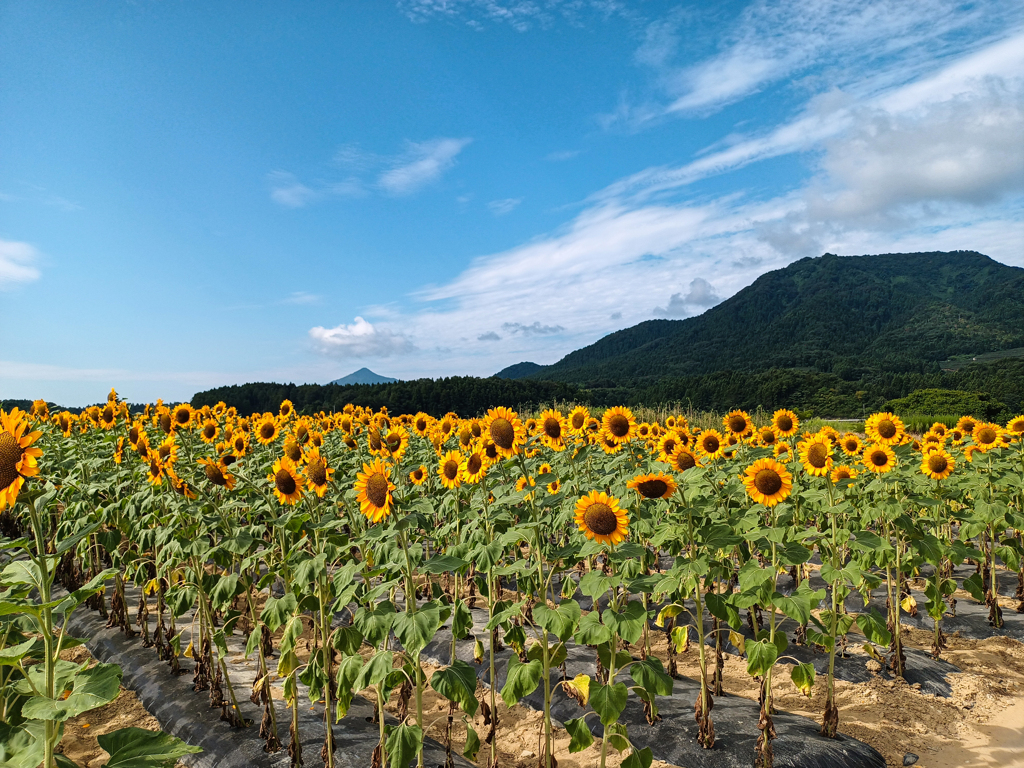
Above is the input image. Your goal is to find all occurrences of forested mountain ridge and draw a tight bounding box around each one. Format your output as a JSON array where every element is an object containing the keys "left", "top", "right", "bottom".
[{"left": 530, "top": 251, "right": 1024, "bottom": 385}]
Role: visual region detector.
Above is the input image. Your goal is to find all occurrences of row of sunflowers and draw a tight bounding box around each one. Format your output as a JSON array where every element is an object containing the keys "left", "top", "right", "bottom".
[{"left": 2, "top": 393, "right": 1022, "bottom": 768}]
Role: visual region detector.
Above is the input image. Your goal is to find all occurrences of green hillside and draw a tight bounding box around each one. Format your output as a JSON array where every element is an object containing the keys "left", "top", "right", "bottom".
[{"left": 533, "top": 251, "right": 1024, "bottom": 385}]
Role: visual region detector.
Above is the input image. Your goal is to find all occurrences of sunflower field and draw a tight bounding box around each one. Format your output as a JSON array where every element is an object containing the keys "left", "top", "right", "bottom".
[{"left": 2, "top": 394, "right": 1023, "bottom": 768}]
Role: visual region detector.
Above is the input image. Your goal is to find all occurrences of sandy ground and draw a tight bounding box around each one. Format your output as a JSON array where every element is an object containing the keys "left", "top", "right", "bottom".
[{"left": 56, "top": 644, "right": 188, "bottom": 768}]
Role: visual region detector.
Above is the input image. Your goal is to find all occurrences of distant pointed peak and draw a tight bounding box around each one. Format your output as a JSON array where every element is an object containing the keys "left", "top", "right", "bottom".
[{"left": 330, "top": 368, "right": 398, "bottom": 386}]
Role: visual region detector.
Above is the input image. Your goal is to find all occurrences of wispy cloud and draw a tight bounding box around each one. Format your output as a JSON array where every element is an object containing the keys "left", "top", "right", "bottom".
[
  {"left": 397, "top": 0, "right": 630, "bottom": 32},
  {"left": 269, "top": 138, "right": 470, "bottom": 207},
  {"left": 488, "top": 197, "right": 522, "bottom": 215},
  {"left": 545, "top": 149, "right": 581, "bottom": 162},
  {"left": 378, "top": 138, "right": 472, "bottom": 196},
  {"left": 654, "top": 278, "right": 722, "bottom": 318},
  {"left": 281, "top": 291, "right": 323, "bottom": 305},
  {"left": 0, "top": 239, "right": 42, "bottom": 289},
  {"left": 309, "top": 317, "right": 416, "bottom": 357}
]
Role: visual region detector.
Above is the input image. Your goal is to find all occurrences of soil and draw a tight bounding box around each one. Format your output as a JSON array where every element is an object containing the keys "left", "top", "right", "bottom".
[{"left": 55, "top": 644, "right": 188, "bottom": 768}]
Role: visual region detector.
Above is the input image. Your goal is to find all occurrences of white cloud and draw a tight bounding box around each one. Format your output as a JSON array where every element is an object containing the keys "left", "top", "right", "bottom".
[
  {"left": 654, "top": 278, "right": 722, "bottom": 318},
  {"left": 0, "top": 239, "right": 42, "bottom": 289},
  {"left": 378, "top": 138, "right": 472, "bottom": 196},
  {"left": 502, "top": 322, "right": 565, "bottom": 336},
  {"left": 488, "top": 197, "right": 522, "bottom": 215},
  {"left": 397, "top": 0, "right": 629, "bottom": 32},
  {"left": 268, "top": 171, "right": 318, "bottom": 208},
  {"left": 309, "top": 317, "right": 416, "bottom": 357},
  {"left": 281, "top": 291, "right": 323, "bottom": 305}
]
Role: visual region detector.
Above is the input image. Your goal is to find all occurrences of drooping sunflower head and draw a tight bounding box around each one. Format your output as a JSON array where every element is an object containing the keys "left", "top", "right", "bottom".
[
  {"left": 602, "top": 406, "right": 636, "bottom": 443},
  {"left": 862, "top": 443, "right": 896, "bottom": 473},
  {"left": 409, "top": 465, "right": 428, "bottom": 485},
  {"left": 483, "top": 406, "right": 526, "bottom": 458},
  {"left": 771, "top": 409, "right": 800, "bottom": 437},
  {"left": 921, "top": 449, "right": 954, "bottom": 480},
  {"left": 724, "top": 410, "right": 753, "bottom": 438},
  {"left": 283, "top": 438, "right": 304, "bottom": 464},
  {"left": 199, "top": 457, "right": 236, "bottom": 490},
  {"left": 627, "top": 472, "right": 678, "bottom": 500},
  {"left": 839, "top": 433, "right": 862, "bottom": 456},
  {"left": 799, "top": 435, "right": 833, "bottom": 477},
  {"left": 573, "top": 491, "right": 629, "bottom": 546},
  {"left": 972, "top": 422, "right": 1003, "bottom": 451},
  {"left": 438, "top": 450, "right": 463, "bottom": 489},
  {"left": 698, "top": 429, "right": 725, "bottom": 460},
  {"left": 568, "top": 406, "right": 590, "bottom": 434},
  {"left": 269, "top": 457, "right": 304, "bottom": 505},
  {"left": 0, "top": 409, "right": 43, "bottom": 510},
  {"left": 741, "top": 457, "right": 793, "bottom": 507},
  {"left": 865, "top": 412, "right": 905, "bottom": 445}
]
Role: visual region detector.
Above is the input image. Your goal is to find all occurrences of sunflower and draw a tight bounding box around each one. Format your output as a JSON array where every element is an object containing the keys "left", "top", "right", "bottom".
[
  {"left": 757, "top": 426, "right": 778, "bottom": 446},
  {"left": 156, "top": 435, "right": 178, "bottom": 465},
  {"left": 697, "top": 429, "right": 726, "bottom": 460},
  {"left": 667, "top": 445, "right": 700, "bottom": 473},
  {"left": 308, "top": 430, "right": 324, "bottom": 449},
  {"left": 773, "top": 441, "right": 793, "bottom": 460},
  {"left": 921, "top": 449, "right": 954, "bottom": 480},
  {"left": 409, "top": 465, "right": 428, "bottom": 485},
  {"left": 1006, "top": 415, "right": 1024, "bottom": 436},
  {"left": 254, "top": 415, "right": 279, "bottom": 445},
  {"left": 146, "top": 456, "right": 165, "bottom": 486},
  {"left": 114, "top": 437, "right": 125, "bottom": 465},
  {"left": 839, "top": 433, "right": 862, "bottom": 456},
  {"left": 171, "top": 404, "right": 194, "bottom": 431},
  {"left": 199, "top": 419, "right": 219, "bottom": 444},
  {"left": 135, "top": 434, "right": 152, "bottom": 461},
  {"left": 99, "top": 404, "right": 118, "bottom": 430},
  {"left": 627, "top": 472, "right": 678, "bottom": 500},
  {"left": 56, "top": 411, "right": 74, "bottom": 437},
  {"left": 1, "top": 410, "right": 45, "bottom": 510},
  {"left": 599, "top": 431, "right": 624, "bottom": 454},
  {"left": 948, "top": 428, "right": 966, "bottom": 445},
  {"left": 771, "top": 409, "right": 800, "bottom": 438},
  {"left": 830, "top": 464, "right": 858, "bottom": 483},
  {"left": 567, "top": 406, "right": 590, "bottom": 435},
  {"left": 574, "top": 491, "right": 629, "bottom": 546},
  {"left": 366, "top": 428, "right": 385, "bottom": 455},
  {"left": 723, "top": 409, "right": 753, "bottom": 438},
  {"left": 167, "top": 469, "right": 197, "bottom": 500},
  {"left": 355, "top": 459, "right": 395, "bottom": 523},
  {"left": 741, "top": 457, "right": 793, "bottom": 507},
  {"left": 439, "top": 414, "right": 458, "bottom": 440},
  {"left": 216, "top": 442, "right": 237, "bottom": 466},
  {"left": 457, "top": 424, "right": 475, "bottom": 449},
  {"left": 799, "top": 435, "right": 833, "bottom": 477},
  {"left": 412, "top": 412, "right": 432, "bottom": 437},
  {"left": 547, "top": 478, "right": 561, "bottom": 495},
  {"left": 382, "top": 426, "right": 409, "bottom": 461},
  {"left": 232, "top": 432, "right": 249, "bottom": 457},
  {"left": 516, "top": 475, "right": 537, "bottom": 501},
  {"left": 862, "top": 443, "right": 896, "bottom": 474},
  {"left": 636, "top": 423, "right": 653, "bottom": 441},
  {"left": 972, "top": 422, "right": 1003, "bottom": 451},
  {"left": 657, "top": 431, "right": 682, "bottom": 463},
  {"left": 303, "top": 447, "right": 334, "bottom": 498},
  {"left": 585, "top": 417, "right": 601, "bottom": 436},
  {"left": 269, "top": 457, "right": 304, "bottom": 505},
  {"left": 921, "top": 432, "right": 944, "bottom": 449},
  {"left": 438, "top": 450, "right": 463, "bottom": 489},
  {"left": 461, "top": 449, "right": 488, "bottom": 484},
  {"left": 199, "top": 457, "right": 236, "bottom": 489},
  {"left": 538, "top": 409, "right": 566, "bottom": 451},
  {"left": 865, "top": 412, "right": 905, "bottom": 445},
  {"left": 956, "top": 415, "right": 978, "bottom": 435},
  {"left": 602, "top": 406, "right": 636, "bottom": 443},
  {"left": 283, "top": 438, "right": 305, "bottom": 464},
  {"left": 279, "top": 400, "right": 295, "bottom": 420},
  {"left": 482, "top": 406, "right": 526, "bottom": 458}
]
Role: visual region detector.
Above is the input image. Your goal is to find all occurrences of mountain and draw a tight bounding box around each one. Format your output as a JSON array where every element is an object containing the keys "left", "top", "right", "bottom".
[
  {"left": 330, "top": 368, "right": 398, "bottom": 386},
  {"left": 495, "top": 361, "right": 543, "bottom": 379},
  {"left": 529, "top": 251, "right": 1024, "bottom": 386}
]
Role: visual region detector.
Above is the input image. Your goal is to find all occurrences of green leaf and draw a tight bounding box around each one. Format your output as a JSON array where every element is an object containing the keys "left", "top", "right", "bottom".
[
  {"left": 393, "top": 603, "right": 442, "bottom": 658},
  {"left": 354, "top": 601, "right": 397, "bottom": 647},
  {"left": 386, "top": 723, "right": 423, "bottom": 768},
  {"left": 589, "top": 681, "right": 628, "bottom": 726},
  {"left": 259, "top": 592, "right": 297, "bottom": 633},
  {"left": 332, "top": 625, "right": 363, "bottom": 657},
  {"left": 334, "top": 654, "right": 364, "bottom": 719},
  {"left": 355, "top": 651, "right": 393, "bottom": 692},
  {"left": 565, "top": 717, "right": 594, "bottom": 753},
  {"left": 451, "top": 600, "right": 473, "bottom": 641},
  {"left": 0, "top": 720, "right": 49, "bottom": 768},
  {"left": 208, "top": 574, "right": 240, "bottom": 612},
  {"left": 574, "top": 611, "right": 612, "bottom": 646},
  {"left": 630, "top": 658, "right": 673, "bottom": 697},
  {"left": 98, "top": 727, "right": 203, "bottom": 767},
  {"left": 430, "top": 660, "right": 479, "bottom": 717},
  {"left": 790, "top": 662, "right": 815, "bottom": 697},
  {"left": 704, "top": 592, "right": 741, "bottom": 630},
  {"left": 602, "top": 601, "right": 647, "bottom": 645},
  {"left": 22, "top": 663, "right": 123, "bottom": 722},
  {"left": 500, "top": 656, "right": 543, "bottom": 707},
  {"left": 622, "top": 746, "right": 654, "bottom": 768},
  {"left": 745, "top": 639, "right": 778, "bottom": 678},
  {"left": 854, "top": 608, "right": 891, "bottom": 647},
  {"left": 963, "top": 573, "right": 985, "bottom": 602},
  {"left": 533, "top": 600, "right": 581, "bottom": 642},
  {"left": 0, "top": 637, "right": 37, "bottom": 666},
  {"left": 463, "top": 722, "right": 481, "bottom": 761},
  {"left": 420, "top": 554, "right": 470, "bottom": 574},
  {"left": 472, "top": 541, "right": 504, "bottom": 573}
]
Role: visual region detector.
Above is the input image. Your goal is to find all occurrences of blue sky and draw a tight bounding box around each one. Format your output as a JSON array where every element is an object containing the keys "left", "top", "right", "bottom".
[{"left": 2, "top": 0, "right": 1022, "bottom": 406}]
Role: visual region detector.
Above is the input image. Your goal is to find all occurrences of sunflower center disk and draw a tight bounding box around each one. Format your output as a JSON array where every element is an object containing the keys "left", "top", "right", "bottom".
[
  {"left": 160, "top": 415, "right": 172, "bottom": 433},
  {"left": 877, "top": 420, "right": 897, "bottom": 439},
  {"left": 204, "top": 425, "right": 216, "bottom": 439},
  {"left": 754, "top": 469, "right": 783, "bottom": 496},
  {"left": 0, "top": 432, "right": 23, "bottom": 490},
  {"left": 490, "top": 418, "right": 515, "bottom": 449},
  {"left": 807, "top": 443, "right": 830, "bottom": 468},
  {"left": 703, "top": 437, "right": 720, "bottom": 453},
  {"left": 608, "top": 415, "right": 629, "bottom": 438},
  {"left": 675, "top": 452, "right": 695, "bottom": 471},
  {"left": 205, "top": 463, "right": 226, "bottom": 485},
  {"left": 637, "top": 479, "right": 668, "bottom": 499},
  {"left": 261, "top": 424, "right": 275, "bottom": 440},
  {"left": 871, "top": 450, "right": 888, "bottom": 466},
  {"left": 572, "top": 414, "right": 585, "bottom": 429},
  {"left": 777, "top": 415, "right": 793, "bottom": 432},
  {"left": 366, "top": 473, "right": 389, "bottom": 508},
  {"left": 928, "top": 455, "right": 948, "bottom": 473},
  {"left": 285, "top": 443, "right": 302, "bottom": 462},
  {"left": 308, "top": 461, "right": 327, "bottom": 486},
  {"left": 583, "top": 503, "right": 618, "bottom": 536},
  {"left": 466, "top": 455, "right": 482, "bottom": 475},
  {"left": 728, "top": 416, "right": 747, "bottom": 433},
  {"left": 977, "top": 428, "right": 996, "bottom": 445},
  {"left": 275, "top": 469, "right": 297, "bottom": 495},
  {"left": 544, "top": 419, "right": 561, "bottom": 439},
  {"left": 444, "top": 461, "right": 459, "bottom": 480}
]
